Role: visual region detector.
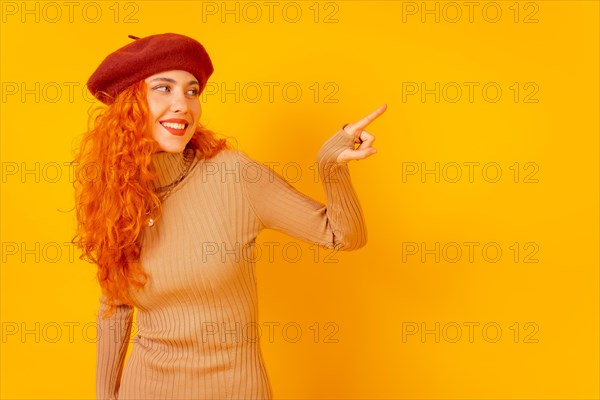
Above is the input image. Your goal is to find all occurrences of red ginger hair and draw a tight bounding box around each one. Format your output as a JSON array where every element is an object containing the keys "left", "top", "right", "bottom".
[{"left": 71, "top": 80, "right": 230, "bottom": 318}]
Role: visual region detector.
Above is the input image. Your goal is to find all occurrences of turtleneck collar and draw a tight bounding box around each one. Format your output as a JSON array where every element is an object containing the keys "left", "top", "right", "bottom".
[{"left": 149, "top": 148, "right": 196, "bottom": 190}]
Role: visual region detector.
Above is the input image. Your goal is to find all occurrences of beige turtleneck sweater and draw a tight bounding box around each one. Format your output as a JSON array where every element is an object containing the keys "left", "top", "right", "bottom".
[{"left": 96, "top": 127, "right": 367, "bottom": 400}]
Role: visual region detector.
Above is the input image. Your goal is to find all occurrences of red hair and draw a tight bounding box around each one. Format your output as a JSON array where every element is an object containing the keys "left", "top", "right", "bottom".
[{"left": 71, "top": 80, "right": 230, "bottom": 318}]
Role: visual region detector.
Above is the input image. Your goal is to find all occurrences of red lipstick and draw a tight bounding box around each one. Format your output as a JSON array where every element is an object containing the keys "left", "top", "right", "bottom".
[{"left": 159, "top": 119, "right": 189, "bottom": 137}]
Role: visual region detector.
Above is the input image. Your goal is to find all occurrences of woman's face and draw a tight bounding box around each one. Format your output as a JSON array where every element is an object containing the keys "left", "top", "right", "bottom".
[{"left": 144, "top": 70, "right": 202, "bottom": 153}]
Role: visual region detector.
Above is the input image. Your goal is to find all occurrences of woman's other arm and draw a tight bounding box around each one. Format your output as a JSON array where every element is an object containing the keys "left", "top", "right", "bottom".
[
  {"left": 239, "top": 105, "right": 385, "bottom": 251},
  {"left": 96, "top": 295, "right": 134, "bottom": 400}
]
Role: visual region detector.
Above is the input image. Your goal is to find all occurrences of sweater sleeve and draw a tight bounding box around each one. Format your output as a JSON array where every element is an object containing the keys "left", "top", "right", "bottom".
[
  {"left": 239, "top": 127, "right": 367, "bottom": 251},
  {"left": 96, "top": 294, "right": 134, "bottom": 400}
]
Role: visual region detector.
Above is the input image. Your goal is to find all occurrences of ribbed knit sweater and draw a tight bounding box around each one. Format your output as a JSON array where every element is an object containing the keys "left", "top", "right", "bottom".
[{"left": 96, "top": 127, "right": 367, "bottom": 399}]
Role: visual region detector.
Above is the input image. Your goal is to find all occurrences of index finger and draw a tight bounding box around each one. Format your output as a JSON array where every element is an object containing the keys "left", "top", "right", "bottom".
[{"left": 353, "top": 104, "right": 387, "bottom": 130}]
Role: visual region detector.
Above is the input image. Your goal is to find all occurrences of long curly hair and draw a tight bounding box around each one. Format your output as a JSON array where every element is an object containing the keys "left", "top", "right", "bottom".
[{"left": 71, "top": 80, "right": 230, "bottom": 318}]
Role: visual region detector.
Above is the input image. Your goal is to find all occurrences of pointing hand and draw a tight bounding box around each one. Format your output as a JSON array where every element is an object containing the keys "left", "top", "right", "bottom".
[{"left": 336, "top": 104, "right": 387, "bottom": 163}]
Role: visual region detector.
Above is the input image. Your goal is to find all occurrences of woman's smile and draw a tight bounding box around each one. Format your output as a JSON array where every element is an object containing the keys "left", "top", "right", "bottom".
[{"left": 160, "top": 118, "right": 190, "bottom": 136}]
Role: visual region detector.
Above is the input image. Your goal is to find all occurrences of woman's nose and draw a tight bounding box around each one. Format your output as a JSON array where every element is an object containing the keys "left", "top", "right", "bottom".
[{"left": 170, "top": 92, "right": 189, "bottom": 113}]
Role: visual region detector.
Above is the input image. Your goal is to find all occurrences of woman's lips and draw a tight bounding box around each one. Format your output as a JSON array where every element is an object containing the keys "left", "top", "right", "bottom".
[{"left": 160, "top": 121, "right": 189, "bottom": 136}]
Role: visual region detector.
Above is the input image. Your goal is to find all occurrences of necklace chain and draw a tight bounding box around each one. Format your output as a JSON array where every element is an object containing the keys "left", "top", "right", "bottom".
[
  {"left": 147, "top": 146, "right": 196, "bottom": 227},
  {"left": 154, "top": 147, "right": 196, "bottom": 199}
]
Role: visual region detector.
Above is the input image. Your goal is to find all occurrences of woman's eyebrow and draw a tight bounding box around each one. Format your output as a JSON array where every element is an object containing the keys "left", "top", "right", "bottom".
[
  {"left": 148, "top": 77, "right": 200, "bottom": 86},
  {"left": 148, "top": 77, "right": 176, "bottom": 84}
]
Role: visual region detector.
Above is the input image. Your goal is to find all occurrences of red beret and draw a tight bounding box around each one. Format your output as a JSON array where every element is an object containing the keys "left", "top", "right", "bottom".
[{"left": 87, "top": 33, "right": 214, "bottom": 104}]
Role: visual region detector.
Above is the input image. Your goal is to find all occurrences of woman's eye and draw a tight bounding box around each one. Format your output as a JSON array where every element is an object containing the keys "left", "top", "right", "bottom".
[{"left": 152, "top": 85, "right": 199, "bottom": 96}]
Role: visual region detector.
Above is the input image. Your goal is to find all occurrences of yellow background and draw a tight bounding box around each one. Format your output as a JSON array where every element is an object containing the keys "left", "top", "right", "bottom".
[{"left": 1, "top": 1, "right": 598, "bottom": 399}]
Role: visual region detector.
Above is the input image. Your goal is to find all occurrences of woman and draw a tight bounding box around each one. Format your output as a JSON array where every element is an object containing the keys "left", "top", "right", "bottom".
[{"left": 73, "top": 33, "right": 386, "bottom": 400}]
